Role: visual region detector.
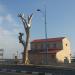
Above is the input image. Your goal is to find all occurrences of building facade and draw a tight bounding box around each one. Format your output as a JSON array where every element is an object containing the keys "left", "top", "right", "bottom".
[{"left": 29, "top": 37, "right": 71, "bottom": 64}]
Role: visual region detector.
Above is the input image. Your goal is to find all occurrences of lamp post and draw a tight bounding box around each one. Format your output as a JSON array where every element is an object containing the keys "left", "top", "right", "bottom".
[{"left": 37, "top": 7, "right": 48, "bottom": 64}]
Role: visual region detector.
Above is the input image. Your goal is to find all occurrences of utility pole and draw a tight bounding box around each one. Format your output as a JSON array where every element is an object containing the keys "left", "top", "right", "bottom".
[
  {"left": 37, "top": 7, "right": 48, "bottom": 64},
  {"left": 18, "top": 13, "right": 33, "bottom": 64}
]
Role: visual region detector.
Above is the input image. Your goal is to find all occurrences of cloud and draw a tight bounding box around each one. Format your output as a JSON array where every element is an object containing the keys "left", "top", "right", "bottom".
[
  {"left": 0, "top": 27, "right": 19, "bottom": 58},
  {"left": 0, "top": 3, "right": 21, "bottom": 32},
  {"left": 0, "top": 4, "right": 23, "bottom": 59},
  {"left": 0, "top": 14, "right": 14, "bottom": 24}
]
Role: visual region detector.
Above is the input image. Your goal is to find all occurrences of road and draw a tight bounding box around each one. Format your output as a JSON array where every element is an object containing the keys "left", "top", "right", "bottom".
[
  {"left": 0, "top": 64, "right": 75, "bottom": 75},
  {"left": 0, "top": 72, "right": 32, "bottom": 75}
]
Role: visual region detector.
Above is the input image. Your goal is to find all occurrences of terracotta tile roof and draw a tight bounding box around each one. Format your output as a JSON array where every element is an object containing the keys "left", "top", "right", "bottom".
[{"left": 31, "top": 37, "right": 65, "bottom": 43}]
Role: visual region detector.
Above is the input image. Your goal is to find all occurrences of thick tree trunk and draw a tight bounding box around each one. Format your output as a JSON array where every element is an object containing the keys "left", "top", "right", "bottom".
[{"left": 23, "top": 30, "right": 30, "bottom": 64}]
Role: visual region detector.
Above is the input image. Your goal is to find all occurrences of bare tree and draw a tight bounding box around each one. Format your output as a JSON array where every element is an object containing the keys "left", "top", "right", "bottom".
[{"left": 18, "top": 13, "right": 33, "bottom": 64}]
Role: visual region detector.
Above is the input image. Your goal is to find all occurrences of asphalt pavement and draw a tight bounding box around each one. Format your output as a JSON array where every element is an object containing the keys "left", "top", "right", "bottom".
[{"left": 0, "top": 72, "right": 32, "bottom": 75}]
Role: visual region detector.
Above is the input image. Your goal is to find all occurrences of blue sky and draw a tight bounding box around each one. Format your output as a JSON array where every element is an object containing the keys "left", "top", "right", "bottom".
[{"left": 0, "top": 0, "right": 75, "bottom": 58}]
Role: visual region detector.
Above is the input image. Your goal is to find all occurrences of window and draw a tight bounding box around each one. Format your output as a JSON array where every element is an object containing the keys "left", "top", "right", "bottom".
[
  {"left": 34, "top": 44, "right": 37, "bottom": 49},
  {"left": 47, "top": 43, "right": 50, "bottom": 48},
  {"left": 53, "top": 43, "right": 57, "bottom": 48},
  {"left": 66, "top": 44, "right": 67, "bottom": 46},
  {"left": 51, "top": 54, "right": 55, "bottom": 59}
]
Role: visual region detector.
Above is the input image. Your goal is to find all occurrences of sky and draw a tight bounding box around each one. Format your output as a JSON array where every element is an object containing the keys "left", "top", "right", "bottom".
[{"left": 0, "top": 0, "right": 75, "bottom": 58}]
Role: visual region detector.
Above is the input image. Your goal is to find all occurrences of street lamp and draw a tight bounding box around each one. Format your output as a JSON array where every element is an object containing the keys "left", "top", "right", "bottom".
[{"left": 37, "top": 7, "right": 48, "bottom": 64}]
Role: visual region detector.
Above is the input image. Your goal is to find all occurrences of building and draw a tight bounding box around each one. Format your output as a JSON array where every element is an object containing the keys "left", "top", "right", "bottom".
[
  {"left": 0, "top": 49, "right": 4, "bottom": 59},
  {"left": 71, "top": 57, "right": 75, "bottom": 63},
  {"left": 29, "top": 37, "right": 71, "bottom": 64},
  {"left": 0, "top": 49, "right": 4, "bottom": 64}
]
